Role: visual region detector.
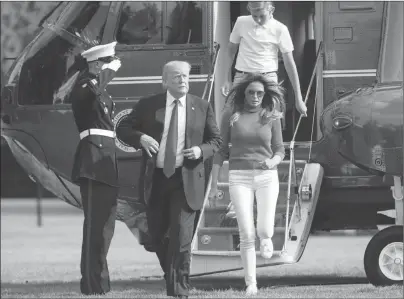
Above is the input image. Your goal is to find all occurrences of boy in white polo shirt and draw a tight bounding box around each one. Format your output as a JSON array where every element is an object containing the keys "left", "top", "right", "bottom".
[{"left": 222, "top": 1, "right": 307, "bottom": 116}]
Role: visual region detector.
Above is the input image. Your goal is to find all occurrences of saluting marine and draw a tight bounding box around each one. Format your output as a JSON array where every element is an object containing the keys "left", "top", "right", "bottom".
[{"left": 69, "top": 41, "right": 121, "bottom": 295}]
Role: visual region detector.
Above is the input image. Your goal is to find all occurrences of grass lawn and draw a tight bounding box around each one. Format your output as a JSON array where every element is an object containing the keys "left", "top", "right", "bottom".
[{"left": 1, "top": 199, "right": 403, "bottom": 298}]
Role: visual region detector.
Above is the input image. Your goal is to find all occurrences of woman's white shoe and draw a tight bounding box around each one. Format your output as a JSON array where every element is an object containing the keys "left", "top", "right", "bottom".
[
  {"left": 246, "top": 284, "right": 258, "bottom": 296},
  {"left": 260, "top": 238, "right": 274, "bottom": 259},
  {"left": 225, "top": 202, "right": 237, "bottom": 219}
]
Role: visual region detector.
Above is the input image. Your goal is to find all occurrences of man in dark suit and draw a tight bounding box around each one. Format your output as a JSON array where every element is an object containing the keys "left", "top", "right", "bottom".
[
  {"left": 70, "top": 41, "right": 121, "bottom": 295},
  {"left": 117, "top": 60, "right": 222, "bottom": 298}
]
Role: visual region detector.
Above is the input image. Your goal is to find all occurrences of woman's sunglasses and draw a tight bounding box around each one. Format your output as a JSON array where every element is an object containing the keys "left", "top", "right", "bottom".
[{"left": 247, "top": 90, "right": 265, "bottom": 98}]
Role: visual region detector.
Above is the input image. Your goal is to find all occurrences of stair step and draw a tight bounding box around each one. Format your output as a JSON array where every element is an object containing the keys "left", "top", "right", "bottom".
[
  {"left": 192, "top": 249, "right": 287, "bottom": 258},
  {"left": 203, "top": 202, "right": 293, "bottom": 211},
  {"left": 196, "top": 226, "right": 286, "bottom": 251},
  {"left": 213, "top": 182, "right": 299, "bottom": 206},
  {"left": 217, "top": 160, "right": 307, "bottom": 183},
  {"left": 203, "top": 205, "right": 293, "bottom": 228},
  {"left": 217, "top": 181, "right": 297, "bottom": 188},
  {"left": 198, "top": 227, "right": 284, "bottom": 234},
  {"left": 204, "top": 181, "right": 297, "bottom": 228},
  {"left": 190, "top": 250, "right": 295, "bottom": 275}
]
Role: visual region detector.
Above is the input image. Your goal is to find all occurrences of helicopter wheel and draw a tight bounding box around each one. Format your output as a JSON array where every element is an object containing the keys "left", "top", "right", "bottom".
[{"left": 364, "top": 225, "right": 403, "bottom": 286}]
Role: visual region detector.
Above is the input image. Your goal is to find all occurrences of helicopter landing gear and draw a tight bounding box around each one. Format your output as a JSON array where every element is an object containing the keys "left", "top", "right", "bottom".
[
  {"left": 364, "top": 225, "right": 403, "bottom": 286},
  {"left": 364, "top": 176, "right": 403, "bottom": 286}
]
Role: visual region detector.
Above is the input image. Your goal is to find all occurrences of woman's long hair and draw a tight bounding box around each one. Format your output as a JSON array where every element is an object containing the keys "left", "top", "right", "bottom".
[{"left": 224, "top": 73, "right": 286, "bottom": 126}]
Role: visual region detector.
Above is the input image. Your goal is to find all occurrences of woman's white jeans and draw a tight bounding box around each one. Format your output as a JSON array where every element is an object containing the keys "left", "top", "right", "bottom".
[{"left": 229, "top": 169, "right": 279, "bottom": 287}]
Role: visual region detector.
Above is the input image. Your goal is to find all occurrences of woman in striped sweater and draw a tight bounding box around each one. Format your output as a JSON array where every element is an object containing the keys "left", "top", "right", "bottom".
[{"left": 209, "top": 73, "right": 285, "bottom": 296}]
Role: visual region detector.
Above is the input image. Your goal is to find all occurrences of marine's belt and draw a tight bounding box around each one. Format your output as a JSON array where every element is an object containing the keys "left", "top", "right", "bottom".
[{"left": 79, "top": 128, "right": 115, "bottom": 140}]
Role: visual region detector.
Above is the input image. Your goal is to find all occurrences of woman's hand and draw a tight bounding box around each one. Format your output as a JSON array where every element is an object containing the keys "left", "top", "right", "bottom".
[
  {"left": 260, "top": 155, "right": 282, "bottom": 169},
  {"left": 207, "top": 186, "right": 219, "bottom": 207}
]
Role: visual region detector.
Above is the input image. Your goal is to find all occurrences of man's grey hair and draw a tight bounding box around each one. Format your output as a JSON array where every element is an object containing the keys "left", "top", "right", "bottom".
[{"left": 162, "top": 60, "right": 191, "bottom": 89}]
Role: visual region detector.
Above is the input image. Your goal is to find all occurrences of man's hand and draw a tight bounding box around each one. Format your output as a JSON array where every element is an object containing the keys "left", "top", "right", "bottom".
[
  {"left": 102, "top": 59, "right": 121, "bottom": 71},
  {"left": 282, "top": 52, "right": 308, "bottom": 117},
  {"left": 183, "top": 146, "right": 202, "bottom": 160},
  {"left": 295, "top": 93, "right": 307, "bottom": 117},
  {"left": 140, "top": 134, "right": 159, "bottom": 157},
  {"left": 221, "top": 80, "right": 232, "bottom": 97}
]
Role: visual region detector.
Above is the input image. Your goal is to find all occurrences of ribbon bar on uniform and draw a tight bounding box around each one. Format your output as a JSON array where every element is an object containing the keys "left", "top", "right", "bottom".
[{"left": 79, "top": 128, "right": 115, "bottom": 140}]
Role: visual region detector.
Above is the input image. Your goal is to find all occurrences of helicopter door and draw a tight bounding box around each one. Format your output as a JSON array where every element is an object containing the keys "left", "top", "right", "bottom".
[
  {"left": 191, "top": 40, "right": 325, "bottom": 272},
  {"left": 192, "top": 37, "right": 324, "bottom": 271},
  {"left": 12, "top": 2, "right": 113, "bottom": 182}
]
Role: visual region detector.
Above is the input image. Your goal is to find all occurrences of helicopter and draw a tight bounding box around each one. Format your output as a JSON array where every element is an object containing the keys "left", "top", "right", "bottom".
[{"left": 1, "top": 1, "right": 402, "bottom": 286}]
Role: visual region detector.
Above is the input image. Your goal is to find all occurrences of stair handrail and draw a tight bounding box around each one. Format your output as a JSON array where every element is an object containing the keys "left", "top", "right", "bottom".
[
  {"left": 192, "top": 174, "right": 213, "bottom": 251},
  {"left": 291, "top": 41, "right": 323, "bottom": 143},
  {"left": 282, "top": 41, "right": 323, "bottom": 255},
  {"left": 192, "top": 42, "right": 220, "bottom": 251},
  {"left": 201, "top": 42, "right": 221, "bottom": 102}
]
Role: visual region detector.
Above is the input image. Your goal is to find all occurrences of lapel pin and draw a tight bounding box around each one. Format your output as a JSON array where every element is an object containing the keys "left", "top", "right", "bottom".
[{"left": 192, "top": 107, "right": 195, "bottom": 110}]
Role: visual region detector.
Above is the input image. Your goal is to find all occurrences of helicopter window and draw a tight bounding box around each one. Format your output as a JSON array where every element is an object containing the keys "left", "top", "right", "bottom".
[
  {"left": 117, "top": 1, "right": 203, "bottom": 45},
  {"left": 117, "top": 2, "right": 164, "bottom": 45},
  {"left": 379, "top": 2, "right": 403, "bottom": 83},
  {"left": 18, "top": 2, "right": 111, "bottom": 106},
  {"left": 165, "top": 1, "right": 203, "bottom": 44},
  {"left": 50, "top": 2, "right": 111, "bottom": 47}
]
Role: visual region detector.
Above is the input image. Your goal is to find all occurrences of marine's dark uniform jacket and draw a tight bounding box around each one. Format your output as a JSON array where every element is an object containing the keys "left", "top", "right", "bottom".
[{"left": 70, "top": 71, "right": 118, "bottom": 186}]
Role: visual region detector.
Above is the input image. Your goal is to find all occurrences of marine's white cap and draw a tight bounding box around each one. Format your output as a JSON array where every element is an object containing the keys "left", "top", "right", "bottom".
[{"left": 81, "top": 41, "right": 117, "bottom": 62}]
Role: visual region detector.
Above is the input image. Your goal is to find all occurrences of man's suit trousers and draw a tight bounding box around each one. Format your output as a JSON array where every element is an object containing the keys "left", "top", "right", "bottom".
[{"left": 147, "top": 168, "right": 197, "bottom": 297}]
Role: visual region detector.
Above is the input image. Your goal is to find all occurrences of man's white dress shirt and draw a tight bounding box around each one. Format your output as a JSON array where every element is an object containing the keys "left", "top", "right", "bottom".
[{"left": 156, "top": 91, "right": 186, "bottom": 168}]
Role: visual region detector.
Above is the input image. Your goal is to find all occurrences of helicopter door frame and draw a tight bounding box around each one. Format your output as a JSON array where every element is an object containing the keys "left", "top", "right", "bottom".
[
  {"left": 314, "top": 1, "right": 324, "bottom": 141},
  {"left": 102, "top": 1, "right": 122, "bottom": 44},
  {"left": 10, "top": 2, "right": 119, "bottom": 182}
]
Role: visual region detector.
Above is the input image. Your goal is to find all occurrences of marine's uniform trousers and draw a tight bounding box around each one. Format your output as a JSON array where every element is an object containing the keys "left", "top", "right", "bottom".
[
  {"left": 79, "top": 178, "right": 118, "bottom": 295},
  {"left": 70, "top": 72, "right": 119, "bottom": 295}
]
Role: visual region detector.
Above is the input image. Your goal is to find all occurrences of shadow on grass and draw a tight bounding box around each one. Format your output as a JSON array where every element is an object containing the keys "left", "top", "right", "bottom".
[
  {"left": 1, "top": 275, "right": 370, "bottom": 295},
  {"left": 193, "top": 274, "right": 369, "bottom": 291}
]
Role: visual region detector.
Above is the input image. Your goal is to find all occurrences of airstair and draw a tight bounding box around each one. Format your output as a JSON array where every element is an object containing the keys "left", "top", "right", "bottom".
[
  {"left": 190, "top": 157, "right": 324, "bottom": 275},
  {"left": 190, "top": 42, "right": 325, "bottom": 276}
]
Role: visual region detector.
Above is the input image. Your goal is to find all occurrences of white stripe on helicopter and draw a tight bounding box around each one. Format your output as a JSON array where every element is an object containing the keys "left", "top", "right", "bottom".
[
  {"left": 109, "top": 69, "right": 377, "bottom": 85},
  {"left": 109, "top": 74, "right": 209, "bottom": 85},
  {"left": 323, "top": 69, "right": 377, "bottom": 78}
]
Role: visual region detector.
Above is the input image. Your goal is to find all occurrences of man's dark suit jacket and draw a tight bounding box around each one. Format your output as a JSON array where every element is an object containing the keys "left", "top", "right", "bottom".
[{"left": 117, "top": 92, "right": 222, "bottom": 210}]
